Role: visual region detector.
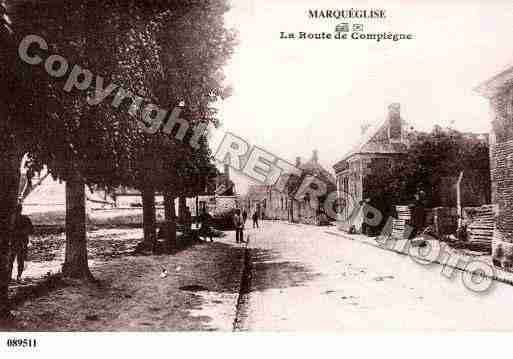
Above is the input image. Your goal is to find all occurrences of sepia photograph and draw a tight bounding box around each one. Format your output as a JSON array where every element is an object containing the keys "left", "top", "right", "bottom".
[{"left": 1, "top": 0, "right": 513, "bottom": 357}]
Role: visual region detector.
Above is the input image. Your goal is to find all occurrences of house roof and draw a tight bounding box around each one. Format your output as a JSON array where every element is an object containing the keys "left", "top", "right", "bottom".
[
  {"left": 299, "top": 158, "right": 336, "bottom": 185},
  {"left": 333, "top": 106, "right": 409, "bottom": 172},
  {"left": 343, "top": 116, "right": 390, "bottom": 160},
  {"left": 475, "top": 65, "right": 513, "bottom": 99},
  {"left": 23, "top": 175, "right": 114, "bottom": 206}
]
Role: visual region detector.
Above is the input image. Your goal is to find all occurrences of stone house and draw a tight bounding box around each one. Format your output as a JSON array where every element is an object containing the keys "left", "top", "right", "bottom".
[
  {"left": 476, "top": 67, "right": 513, "bottom": 268},
  {"left": 288, "top": 150, "right": 336, "bottom": 224},
  {"left": 332, "top": 103, "right": 411, "bottom": 232},
  {"left": 245, "top": 150, "right": 336, "bottom": 225}
]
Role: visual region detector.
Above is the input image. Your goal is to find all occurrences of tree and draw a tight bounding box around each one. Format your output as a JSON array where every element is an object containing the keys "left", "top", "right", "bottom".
[
  {"left": 31, "top": 1, "right": 166, "bottom": 277},
  {"left": 162, "top": 135, "right": 218, "bottom": 252},
  {"left": 146, "top": 2, "right": 234, "bottom": 250},
  {"left": 134, "top": 124, "right": 219, "bottom": 253},
  {"left": 0, "top": 0, "right": 234, "bottom": 317},
  {"left": 364, "top": 127, "right": 491, "bottom": 216},
  {"left": 0, "top": 0, "right": 170, "bottom": 280},
  {"left": 0, "top": 0, "right": 38, "bottom": 318}
]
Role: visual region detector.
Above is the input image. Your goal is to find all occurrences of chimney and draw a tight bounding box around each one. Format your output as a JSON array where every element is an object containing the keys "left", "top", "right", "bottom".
[
  {"left": 295, "top": 156, "right": 301, "bottom": 168},
  {"left": 388, "top": 103, "right": 401, "bottom": 119},
  {"left": 224, "top": 164, "right": 230, "bottom": 179},
  {"left": 361, "top": 122, "right": 371, "bottom": 135},
  {"left": 312, "top": 150, "right": 318, "bottom": 164},
  {"left": 388, "top": 103, "right": 402, "bottom": 141}
]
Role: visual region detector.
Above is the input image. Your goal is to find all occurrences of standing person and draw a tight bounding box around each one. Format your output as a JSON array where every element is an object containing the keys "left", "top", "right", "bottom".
[
  {"left": 360, "top": 198, "right": 372, "bottom": 235},
  {"left": 9, "top": 204, "right": 34, "bottom": 282},
  {"left": 184, "top": 206, "right": 192, "bottom": 237},
  {"left": 409, "top": 190, "right": 426, "bottom": 239},
  {"left": 199, "top": 208, "right": 213, "bottom": 242},
  {"left": 252, "top": 210, "right": 259, "bottom": 229},
  {"left": 242, "top": 209, "right": 248, "bottom": 224},
  {"left": 233, "top": 209, "right": 244, "bottom": 243}
]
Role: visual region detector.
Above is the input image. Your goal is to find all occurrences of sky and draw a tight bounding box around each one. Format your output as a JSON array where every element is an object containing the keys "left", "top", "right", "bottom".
[{"left": 212, "top": 0, "right": 513, "bottom": 194}]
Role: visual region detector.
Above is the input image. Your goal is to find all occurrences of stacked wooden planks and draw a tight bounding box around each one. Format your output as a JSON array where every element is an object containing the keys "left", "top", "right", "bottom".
[
  {"left": 466, "top": 204, "right": 494, "bottom": 251},
  {"left": 391, "top": 219, "right": 406, "bottom": 239},
  {"left": 391, "top": 206, "right": 411, "bottom": 239},
  {"left": 396, "top": 205, "right": 411, "bottom": 221}
]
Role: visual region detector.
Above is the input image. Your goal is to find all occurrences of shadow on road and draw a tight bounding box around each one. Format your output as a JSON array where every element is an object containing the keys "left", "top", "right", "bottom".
[{"left": 249, "top": 248, "right": 319, "bottom": 291}]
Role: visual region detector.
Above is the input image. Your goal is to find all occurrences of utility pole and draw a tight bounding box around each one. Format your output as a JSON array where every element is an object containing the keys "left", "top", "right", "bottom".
[{"left": 456, "top": 171, "right": 464, "bottom": 229}]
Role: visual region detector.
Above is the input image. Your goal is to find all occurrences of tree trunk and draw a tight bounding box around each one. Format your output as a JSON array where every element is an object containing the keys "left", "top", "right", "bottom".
[
  {"left": 62, "top": 175, "right": 92, "bottom": 279},
  {"left": 178, "top": 196, "right": 187, "bottom": 222},
  {"left": 195, "top": 195, "right": 199, "bottom": 229},
  {"left": 141, "top": 185, "right": 156, "bottom": 253},
  {"left": 0, "top": 148, "right": 23, "bottom": 319},
  {"left": 163, "top": 191, "right": 176, "bottom": 254}
]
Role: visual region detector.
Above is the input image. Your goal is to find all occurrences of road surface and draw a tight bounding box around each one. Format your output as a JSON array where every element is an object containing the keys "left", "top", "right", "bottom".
[{"left": 238, "top": 221, "right": 513, "bottom": 331}]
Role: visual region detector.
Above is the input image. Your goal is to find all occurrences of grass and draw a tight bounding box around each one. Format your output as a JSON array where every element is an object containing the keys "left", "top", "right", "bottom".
[{"left": 3, "top": 239, "right": 245, "bottom": 331}]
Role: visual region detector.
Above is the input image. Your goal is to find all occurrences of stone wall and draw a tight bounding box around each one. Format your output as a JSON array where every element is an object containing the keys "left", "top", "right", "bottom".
[
  {"left": 490, "top": 138, "right": 513, "bottom": 269},
  {"left": 265, "top": 189, "right": 289, "bottom": 220},
  {"left": 337, "top": 157, "right": 363, "bottom": 221},
  {"left": 263, "top": 190, "right": 320, "bottom": 225},
  {"left": 485, "top": 84, "right": 513, "bottom": 268}
]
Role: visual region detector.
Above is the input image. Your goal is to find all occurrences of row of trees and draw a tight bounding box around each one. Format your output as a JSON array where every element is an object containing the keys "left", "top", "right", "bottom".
[{"left": 0, "top": 0, "right": 234, "bottom": 318}]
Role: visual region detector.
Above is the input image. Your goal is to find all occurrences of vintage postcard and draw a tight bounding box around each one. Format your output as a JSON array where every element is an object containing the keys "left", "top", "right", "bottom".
[{"left": 0, "top": 0, "right": 512, "bottom": 356}]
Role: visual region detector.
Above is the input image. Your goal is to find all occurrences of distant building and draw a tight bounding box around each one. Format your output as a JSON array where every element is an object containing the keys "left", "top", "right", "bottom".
[
  {"left": 243, "top": 185, "right": 269, "bottom": 219},
  {"left": 245, "top": 150, "right": 336, "bottom": 225},
  {"left": 476, "top": 67, "right": 513, "bottom": 268},
  {"left": 214, "top": 164, "right": 235, "bottom": 196},
  {"left": 114, "top": 163, "right": 236, "bottom": 217},
  {"left": 20, "top": 170, "right": 115, "bottom": 225}
]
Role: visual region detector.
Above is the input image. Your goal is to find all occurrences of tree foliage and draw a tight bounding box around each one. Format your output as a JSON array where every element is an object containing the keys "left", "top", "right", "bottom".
[
  {"left": 0, "top": 0, "right": 235, "bottom": 310},
  {"left": 365, "top": 126, "right": 491, "bottom": 210}
]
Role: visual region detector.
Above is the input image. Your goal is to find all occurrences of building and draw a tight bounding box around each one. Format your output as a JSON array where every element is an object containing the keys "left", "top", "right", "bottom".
[
  {"left": 476, "top": 67, "right": 513, "bottom": 268},
  {"left": 243, "top": 185, "right": 269, "bottom": 219},
  {"left": 114, "top": 164, "right": 236, "bottom": 212},
  {"left": 246, "top": 150, "right": 336, "bottom": 225},
  {"left": 21, "top": 169, "right": 115, "bottom": 211},
  {"left": 214, "top": 164, "right": 235, "bottom": 196},
  {"left": 20, "top": 170, "right": 115, "bottom": 225},
  {"left": 332, "top": 103, "right": 411, "bottom": 232},
  {"left": 283, "top": 150, "right": 336, "bottom": 224}
]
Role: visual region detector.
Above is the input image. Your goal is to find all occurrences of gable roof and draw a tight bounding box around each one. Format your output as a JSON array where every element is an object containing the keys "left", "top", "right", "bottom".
[
  {"left": 23, "top": 174, "right": 114, "bottom": 209},
  {"left": 475, "top": 65, "right": 513, "bottom": 99},
  {"left": 299, "top": 158, "right": 336, "bottom": 185},
  {"left": 333, "top": 106, "right": 410, "bottom": 172},
  {"left": 343, "top": 115, "right": 390, "bottom": 159}
]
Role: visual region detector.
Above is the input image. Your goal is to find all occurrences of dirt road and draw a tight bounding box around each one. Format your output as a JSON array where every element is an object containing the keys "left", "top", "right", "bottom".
[{"left": 238, "top": 221, "right": 513, "bottom": 331}]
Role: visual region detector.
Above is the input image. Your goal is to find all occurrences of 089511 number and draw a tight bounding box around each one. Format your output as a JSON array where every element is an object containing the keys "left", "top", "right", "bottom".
[{"left": 6, "top": 338, "right": 37, "bottom": 348}]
